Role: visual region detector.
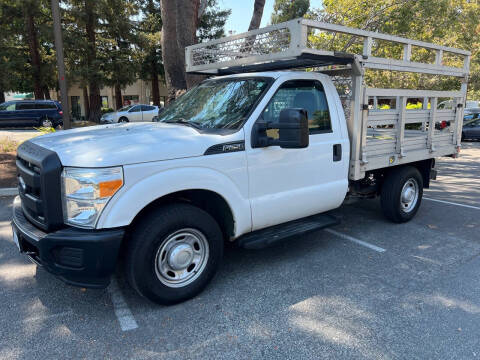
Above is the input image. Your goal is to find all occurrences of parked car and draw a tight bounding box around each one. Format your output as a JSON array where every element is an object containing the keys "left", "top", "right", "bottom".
[
  {"left": 462, "top": 109, "right": 480, "bottom": 140},
  {"left": 100, "top": 104, "right": 159, "bottom": 123},
  {"left": 0, "top": 100, "right": 63, "bottom": 128}
]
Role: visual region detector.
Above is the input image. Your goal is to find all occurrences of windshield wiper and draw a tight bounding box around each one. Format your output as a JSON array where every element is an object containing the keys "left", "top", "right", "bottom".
[{"left": 164, "top": 118, "right": 203, "bottom": 130}]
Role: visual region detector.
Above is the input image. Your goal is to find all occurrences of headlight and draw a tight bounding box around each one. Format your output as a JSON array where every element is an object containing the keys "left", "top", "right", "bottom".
[{"left": 61, "top": 167, "right": 123, "bottom": 228}]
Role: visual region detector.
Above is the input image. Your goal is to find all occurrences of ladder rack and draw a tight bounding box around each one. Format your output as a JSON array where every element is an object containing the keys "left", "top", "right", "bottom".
[
  {"left": 186, "top": 18, "right": 470, "bottom": 78},
  {"left": 186, "top": 19, "right": 471, "bottom": 181}
]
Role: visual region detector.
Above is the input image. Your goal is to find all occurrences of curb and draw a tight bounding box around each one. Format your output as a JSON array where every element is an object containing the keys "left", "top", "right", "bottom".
[{"left": 0, "top": 188, "right": 18, "bottom": 196}]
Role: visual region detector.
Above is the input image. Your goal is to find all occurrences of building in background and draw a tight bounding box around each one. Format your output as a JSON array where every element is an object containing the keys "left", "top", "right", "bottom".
[{"left": 51, "top": 79, "right": 168, "bottom": 121}]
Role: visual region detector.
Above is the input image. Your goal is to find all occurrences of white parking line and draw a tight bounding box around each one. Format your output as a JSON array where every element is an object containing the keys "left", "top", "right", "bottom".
[
  {"left": 423, "top": 197, "right": 480, "bottom": 211},
  {"left": 325, "top": 229, "right": 386, "bottom": 253},
  {"left": 108, "top": 278, "right": 138, "bottom": 331}
]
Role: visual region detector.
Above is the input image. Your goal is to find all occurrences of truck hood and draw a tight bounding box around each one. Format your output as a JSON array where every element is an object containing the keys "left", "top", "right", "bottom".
[{"left": 29, "top": 122, "right": 244, "bottom": 167}]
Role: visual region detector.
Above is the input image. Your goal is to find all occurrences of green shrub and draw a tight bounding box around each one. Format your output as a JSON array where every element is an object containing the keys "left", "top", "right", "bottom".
[{"left": 101, "top": 107, "right": 115, "bottom": 114}]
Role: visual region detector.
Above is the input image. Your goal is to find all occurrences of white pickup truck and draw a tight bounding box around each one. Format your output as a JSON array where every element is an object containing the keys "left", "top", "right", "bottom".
[{"left": 11, "top": 19, "right": 470, "bottom": 304}]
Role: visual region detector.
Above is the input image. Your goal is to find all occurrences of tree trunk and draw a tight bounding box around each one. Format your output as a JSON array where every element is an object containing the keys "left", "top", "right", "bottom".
[
  {"left": 160, "top": 0, "right": 187, "bottom": 103},
  {"left": 248, "top": 0, "right": 266, "bottom": 30},
  {"left": 25, "top": 4, "right": 43, "bottom": 100},
  {"left": 177, "top": 0, "right": 204, "bottom": 89},
  {"left": 83, "top": 86, "right": 90, "bottom": 120},
  {"left": 85, "top": 0, "right": 101, "bottom": 122},
  {"left": 115, "top": 83, "right": 122, "bottom": 109},
  {"left": 43, "top": 86, "right": 51, "bottom": 100},
  {"left": 0, "top": 91, "right": 5, "bottom": 104},
  {"left": 151, "top": 56, "right": 160, "bottom": 106}
]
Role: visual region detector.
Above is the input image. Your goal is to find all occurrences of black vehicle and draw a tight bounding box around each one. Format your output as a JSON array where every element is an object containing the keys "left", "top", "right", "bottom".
[
  {"left": 462, "top": 118, "right": 480, "bottom": 141},
  {"left": 0, "top": 100, "right": 63, "bottom": 128}
]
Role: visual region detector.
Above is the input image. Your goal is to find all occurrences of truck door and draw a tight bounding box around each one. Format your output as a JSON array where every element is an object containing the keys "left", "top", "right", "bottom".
[{"left": 246, "top": 78, "right": 348, "bottom": 230}]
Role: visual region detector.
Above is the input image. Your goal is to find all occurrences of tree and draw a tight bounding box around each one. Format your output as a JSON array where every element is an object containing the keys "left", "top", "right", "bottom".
[
  {"left": 309, "top": 0, "right": 480, "bottom": 97},
  {"left": 271, "top": 0, "right": 309, "bottom": 24},
  {"left": 138, "top": 0, "right": 163, "bottom": 106},
  {"left": 248, "top": 0, "right": 266, "bottom": 30},
  {"left": 160, "top": 0, "right": 229, "bottom": 103},
  {"left": 0, "top": 0, "right": 56, "bottom": 100},
  {"left": 100, "top": 0, "right": 140, "bottom": 109}
]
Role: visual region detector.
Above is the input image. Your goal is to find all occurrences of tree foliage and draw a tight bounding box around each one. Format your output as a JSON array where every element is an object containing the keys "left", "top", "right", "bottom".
[
  {"left": 0, "top": 0, "right": 56, "bottom": 100},
  {"left": 309, "top": 0, "right": 480, "bottom": 98},
  {"left": 271, "top": 0, "right": 310, "bottom": 24},
  {"left": 0, "top": 0, "right": 229, "bottom": 108}
]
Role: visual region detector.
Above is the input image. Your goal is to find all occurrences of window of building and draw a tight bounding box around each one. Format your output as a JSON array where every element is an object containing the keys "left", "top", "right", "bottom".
[
  {"left": 123, "top": 95, "right": 139, "bottom": 106},
  {"left": 71, "top": 96, "right": 81, "bottom": 119},
  {"left": 101, "top": 96, "right": 109, "bottom": 108}
]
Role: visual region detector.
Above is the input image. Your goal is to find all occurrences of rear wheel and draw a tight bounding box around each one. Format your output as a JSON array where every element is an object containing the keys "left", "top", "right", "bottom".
[
  {"left": 41, "top": 117, "right": 53, "bottom": 128},
  {"left": 380, "top": 166, "right": 423, "bottom": 223},
  {"left": 125, "top": 203, "right": 223, "bottom": 305}
]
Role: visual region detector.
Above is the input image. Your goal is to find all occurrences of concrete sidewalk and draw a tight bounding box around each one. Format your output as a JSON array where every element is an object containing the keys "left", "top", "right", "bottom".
[{"left": 0, "top": 129, "right": 39, "bottom": 144}]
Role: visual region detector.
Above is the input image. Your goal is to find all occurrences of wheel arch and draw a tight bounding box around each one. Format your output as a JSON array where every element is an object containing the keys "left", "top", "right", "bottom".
[
  {"left": 130, "top": 189, "right": 236, "bottom": 241},
  {"left": 97, "top": 167, "right": 252, "bottom": 239}
]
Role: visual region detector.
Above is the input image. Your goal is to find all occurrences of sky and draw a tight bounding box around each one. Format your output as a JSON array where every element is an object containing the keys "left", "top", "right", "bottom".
[{"left": 219, "top": 0, "right": 322, "bottom": 35}]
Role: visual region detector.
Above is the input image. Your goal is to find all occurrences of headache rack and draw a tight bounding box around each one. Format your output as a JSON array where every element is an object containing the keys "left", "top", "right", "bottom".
[{"left": 186, "top": 19, "right": 471, "bottom": 180}]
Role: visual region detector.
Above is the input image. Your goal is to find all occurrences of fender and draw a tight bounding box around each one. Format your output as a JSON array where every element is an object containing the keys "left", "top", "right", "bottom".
[{"left": 96, "top": 166, "right": 252, "bottom": 237}]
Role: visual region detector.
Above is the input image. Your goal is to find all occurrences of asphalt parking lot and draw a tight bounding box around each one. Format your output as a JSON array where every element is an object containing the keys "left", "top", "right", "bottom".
[{"left": 0, "top": 142, "right": 479, "bottom": 359}]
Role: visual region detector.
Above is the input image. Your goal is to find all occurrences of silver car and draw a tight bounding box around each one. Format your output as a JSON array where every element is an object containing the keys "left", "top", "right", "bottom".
[{"left": 101, "top": 104, "right": 159, "bottom": 123}]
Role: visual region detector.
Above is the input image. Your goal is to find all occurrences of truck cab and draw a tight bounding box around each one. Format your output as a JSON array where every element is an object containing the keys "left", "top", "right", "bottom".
[{"left": 11, "top": 19, "right": 470, "bottom": 305}]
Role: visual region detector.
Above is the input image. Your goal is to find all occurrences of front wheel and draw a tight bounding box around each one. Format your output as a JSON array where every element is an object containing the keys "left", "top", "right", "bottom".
[
  {"left": 118, "top": 117, "right": 129, "bottom": 123},
  {"left": 125, "top": 203, "right": 223, "bottom": 305},
  {"left": 380, "top": 166, "right": 423, "bottom": 223}
]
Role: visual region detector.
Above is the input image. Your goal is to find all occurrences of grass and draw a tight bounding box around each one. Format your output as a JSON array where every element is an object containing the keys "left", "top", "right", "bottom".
[{"left": 0, "top": 137, "right": 19, "bottom": 153}]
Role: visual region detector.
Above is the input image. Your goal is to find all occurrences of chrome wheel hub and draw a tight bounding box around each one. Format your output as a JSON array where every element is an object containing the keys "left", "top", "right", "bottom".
[
  {"left": 400, "top": 178, "right": 419, "bottom": 213},
  {"left": 154, "top": 229, "right": 209, "bottom": 288},
  {"left": 42, "top": 118, "right": 53, "bottom": 127}
]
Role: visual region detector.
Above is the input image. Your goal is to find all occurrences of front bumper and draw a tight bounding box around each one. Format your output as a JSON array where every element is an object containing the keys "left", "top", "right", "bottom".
[{"left": 11, "top": 196, "right": 125, "bottom": 289}]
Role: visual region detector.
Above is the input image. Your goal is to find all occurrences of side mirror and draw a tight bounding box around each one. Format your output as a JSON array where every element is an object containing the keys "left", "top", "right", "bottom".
[{"left": 252, "top": 108, "right": 309, "bottom": 149}]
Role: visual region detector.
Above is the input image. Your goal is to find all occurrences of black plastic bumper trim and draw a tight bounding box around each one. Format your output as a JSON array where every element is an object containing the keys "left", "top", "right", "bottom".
[{"left": 11, "top": 196, "right": 125, "bottom": 289}]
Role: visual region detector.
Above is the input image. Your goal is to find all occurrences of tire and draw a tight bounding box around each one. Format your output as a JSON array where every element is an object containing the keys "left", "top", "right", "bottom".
[
  {"left": 41, "top": 117, "right": 53, "bottom": 128},
  {"left": 118, "top": 117, "right": 129, "bottom": 123},
  {"left": 380, "top": 166, "right": 423, "bottom": 223},
  {"left": 125, "top": 203, "right": 223, "bottom": 305}
]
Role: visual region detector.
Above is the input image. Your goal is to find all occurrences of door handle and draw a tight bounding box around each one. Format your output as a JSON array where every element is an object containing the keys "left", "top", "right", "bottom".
[{"left": 333, "top": 144, "right": 342, "bottom": 162}]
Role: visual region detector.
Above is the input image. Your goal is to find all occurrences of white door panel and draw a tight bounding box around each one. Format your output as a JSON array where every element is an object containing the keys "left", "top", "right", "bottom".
[
  {"left": 248, "top": 137, "right": 347, "bottom": 230},
  {"left": 128, "top": 105, "right": 143, "bottom": 122},
  {"left": 246, "top": 75, "right": 348, "bottom": 230},
  {"left": 143, "top": 110, "right": 156, "bottom": 121}
]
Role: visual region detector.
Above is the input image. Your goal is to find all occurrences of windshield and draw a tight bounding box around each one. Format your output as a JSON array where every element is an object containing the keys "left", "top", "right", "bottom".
[
  {"left": 158, "top": 77, "right": 271, "bottom": 129},
  {"left": 118, "top": 105, "right": 133, "bottom": 112}
]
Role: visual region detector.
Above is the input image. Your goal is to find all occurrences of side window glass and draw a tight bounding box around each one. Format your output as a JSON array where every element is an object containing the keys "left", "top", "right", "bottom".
[
  {"left": 261, "top": 80, "right": 332, "bottom": 139},
  {"left": 129, "top": 105, "right": 141, "bottom": 113},
  {"left": 16, "top": 103, "right": 35, "bottom": 110},
  {"left": 3, "top": 103, "right": 16, "bottom": 111}
]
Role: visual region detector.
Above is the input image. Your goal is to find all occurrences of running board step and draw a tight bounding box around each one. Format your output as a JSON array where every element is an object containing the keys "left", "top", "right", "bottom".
[{"left": 237, "top": 213, "right": 340, "bottom": 250}]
